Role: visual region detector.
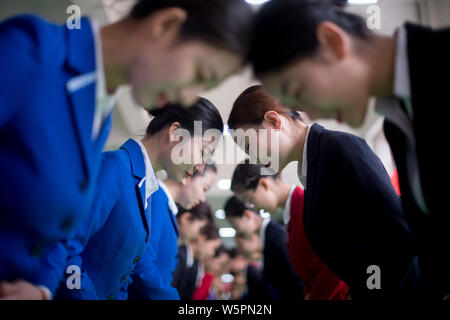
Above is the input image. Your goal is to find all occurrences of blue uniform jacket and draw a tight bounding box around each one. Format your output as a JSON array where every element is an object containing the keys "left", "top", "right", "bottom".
[
  {"left": 56, "top": 139, "right": 152, "bottom": 300},
  {"left": 128, "top": 184, "right": 180, "bottom": 300},
  {"left": 0, "top": 15, "right": 112, "bottom": 294}
]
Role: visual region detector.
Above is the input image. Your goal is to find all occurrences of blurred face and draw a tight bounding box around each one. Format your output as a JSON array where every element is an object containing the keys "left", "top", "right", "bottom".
[
  {"left": 229, "top": 255, "right": 248, "bottom": 275},
  {"left": 206, "top": 253, "right": 229, "bottom": 275},
  {"left": 236, "top": 233, "right": 263, "bottom": 261},
  {"left": 195, "top": 237, "right": 222, "bottom": 262},
  {"left": 127, "top": 8, "right": 242, "bottom": 108},
  {"left": 260, "top": 23, "right": 372, "bottom": 128},
  {"left": 234, "top": 178, "right": 279, "bottom": 213},
  {"left": 179, "top": 214, "right": 208, "bottom": 243},
  {"left": 227, "top": 210, "right": 260, "bottom": 237},
  {"left": 261, "top": 57, "right": 370, "bottom": 128},
  {"left": 178, "top": 170, "right": 217, "bottom": 209}
]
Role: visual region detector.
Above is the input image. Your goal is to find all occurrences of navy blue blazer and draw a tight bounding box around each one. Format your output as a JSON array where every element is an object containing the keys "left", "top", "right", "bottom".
[
  {"left": 0, "top": 16, "right": 111, "bottom": 293},
  {"left": 384, "top": 23, "right": 450, "bottom": 298},
  {"left": 56, "top": 139, "right": 151, "bottom": 300},
  {"left": 128, "top": 184, "right": 180, "bottom": 300},
  {"left": 172, "top": 245, "right": 199, "bottom": 300},
  {"left": 262, "top": 221, "right": 304, "bottom": 301},
  {"left": 303, "top": 124, "right": 423, "bottom": 299}
]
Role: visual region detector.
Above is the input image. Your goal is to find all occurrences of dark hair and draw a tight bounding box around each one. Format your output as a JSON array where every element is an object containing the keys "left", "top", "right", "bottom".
[
  {"left": 249, "top": 0, "right": 370, "bottom": 77},
  {"left": 231, "top": 162, "right": 280, "bottom": 192},
  {"left": 228, "top": 248, "right": 244, "bottom": 259},
  {"left": 146, "top": 97, "right": 223, "bottom": 136},
  {"left": 177, "top": 201, "right": 213, "bottom": 222},
  {"left": 214, "top": 245, "right": 228, "bottom": 258},
  {"left": 200, "top": 221, "right": 219, "bottom": 240},
  {"left": 130, "top": 0, "right": 254, "bottom": 57},
  {"left": 224, "top": 196, "right": 257, "bottom": 219},
  {"left": 228, "top": 85, "right": 302, "bottom": 130}
]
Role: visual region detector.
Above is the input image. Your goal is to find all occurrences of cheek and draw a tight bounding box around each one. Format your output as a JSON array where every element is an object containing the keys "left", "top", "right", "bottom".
[
  {"left": 304, "top": 70, "right": 334, "bottom": 102},
  {"left": 194, "top": 183, "right": 204, "bottom": 199},
  {"left": 169, "top": 49, "right": 198, "bottom": 84}
]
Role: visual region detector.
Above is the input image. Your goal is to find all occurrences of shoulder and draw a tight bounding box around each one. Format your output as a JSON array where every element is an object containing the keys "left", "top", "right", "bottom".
[
  {"left": 99, "top": 149, "right": 131, "bottom": 183},
  {"left": 320, "top": 128, "right": 375, "bottom": 163},
  {"left": 151, "top": 186, "right": 169, "bottom": 205},
  {"left": 0, "top": 15, "right": 64, "bottom": 59},
  {"left": 0, "top": 15, "right": 65, "bottom": 103}
]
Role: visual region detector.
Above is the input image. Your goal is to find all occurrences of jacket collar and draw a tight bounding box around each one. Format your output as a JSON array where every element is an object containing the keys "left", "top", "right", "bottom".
[
  {"left": 303, "top": 123, "right": 324, "bottom": 240},
  {"left": 64, "top": 17, "right": 97, "bottom": 185},
  {"left": 66, "top": 17, "right": 96, "bottom": 74},
  {"left": 158, "top": 182, "right": 180, "bottom": 236},
  {"left": 120, "top": 139, "right": 146, "bottom": 180},
  {"left": 305, "top": 123, "right": 324, "bottom": 170}
]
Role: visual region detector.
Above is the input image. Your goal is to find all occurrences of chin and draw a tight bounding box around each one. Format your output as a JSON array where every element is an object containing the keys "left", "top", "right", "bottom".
[{"left": 349, "top": 108, "right": 368, "bottom": 128}]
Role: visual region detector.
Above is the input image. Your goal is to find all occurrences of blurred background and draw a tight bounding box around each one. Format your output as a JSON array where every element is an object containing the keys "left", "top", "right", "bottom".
[{"left": 1, "top": 0, "right": 449, "bottom": 248}]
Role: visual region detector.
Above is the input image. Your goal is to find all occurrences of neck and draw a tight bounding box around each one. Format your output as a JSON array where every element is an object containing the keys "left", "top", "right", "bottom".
[
  {"left": 277, "top": 181, "right": 294, "bottom": 210},
  {"left": 286, "top": 121, "right": 308, "bottom": 166},
  {"left": 161, "top": 179, "right": 181, "bottom": 203},
  {"left": 100, "top": 19, "right": 136, "bottom": 94},
  {"left": 141, "top": 135, "right": 164, "bottom": 172},
  {"left": 366, "top": 34, "right": 397, "bottom": 97}
]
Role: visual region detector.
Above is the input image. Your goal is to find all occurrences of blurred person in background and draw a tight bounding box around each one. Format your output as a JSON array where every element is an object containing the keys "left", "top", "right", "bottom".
[
  {"left": 56, "top": 100, "right": 222, "bottom": 300},
  {"left": 225, "top": 196, "right": 304, "bottom": 301},
  {"left": 0, "top": 0, "right": 254, "bottom": 299},
  {"left": 191, "top": 221, "right": 222, "bottom": 300},
  {"left": 127, "top": 162, "right": 217, "bottom": 300},
  {"left": 249, "top": 0, "right": 450, "bottom": 298},
  {"left": 172, "top": 202, "right": 213, "bottom": 300},
  {"left": 228, "top": 85, "right": 422, "bottom": 299},
  {"left": 205, "top": 246, "right": 230, "bottom": 300},
  {"left": 231, "top": 164, "right": 348, "bottom": 300}
]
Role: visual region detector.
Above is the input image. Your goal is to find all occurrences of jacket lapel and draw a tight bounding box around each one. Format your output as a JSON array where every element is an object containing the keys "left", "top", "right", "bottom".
[
  {"left": 121, "top": 139, "right": 151, "bottom": 239},
  {"left": 303, "top": 123, "right": 323, "bottom": 241},
  {"left": 168, "top": 206, "right": 179, "bottom": 237},
  {"left": 121, "top": 139, "right": 148, "bottom": 212},
  {"left": 65, "top": 17, "right": 96, "bottom": 184}
]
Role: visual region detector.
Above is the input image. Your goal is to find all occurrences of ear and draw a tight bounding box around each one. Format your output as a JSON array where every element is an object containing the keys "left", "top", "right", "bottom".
[
  {"left": 258, "top": 178, "right": 270, "bottom": 192},
  {"left": 180, "top": 212, "right": 192, "bottom": 225},
  {"left": 316, "top": 21, "right": 350, "bottom": 61},
  {"left": 168, "top": 122, "right": 181, "bottom": 143},
  {"left": 141, "top": 7, "right": 187, "bottom": 43},
  {"left": 263, "top": 111, "right": 282, "bottom": 130},
  {"left": 243, "top": 210, "right": 254, "bottom": 220},
  {"left": 181, "top": 177, "right": 189, "bottom": 186}
]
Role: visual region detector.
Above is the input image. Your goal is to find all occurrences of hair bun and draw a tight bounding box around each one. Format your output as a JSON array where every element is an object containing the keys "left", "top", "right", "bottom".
[{"left": 147, "top": 108, "right": 164, "bottom": 118}]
